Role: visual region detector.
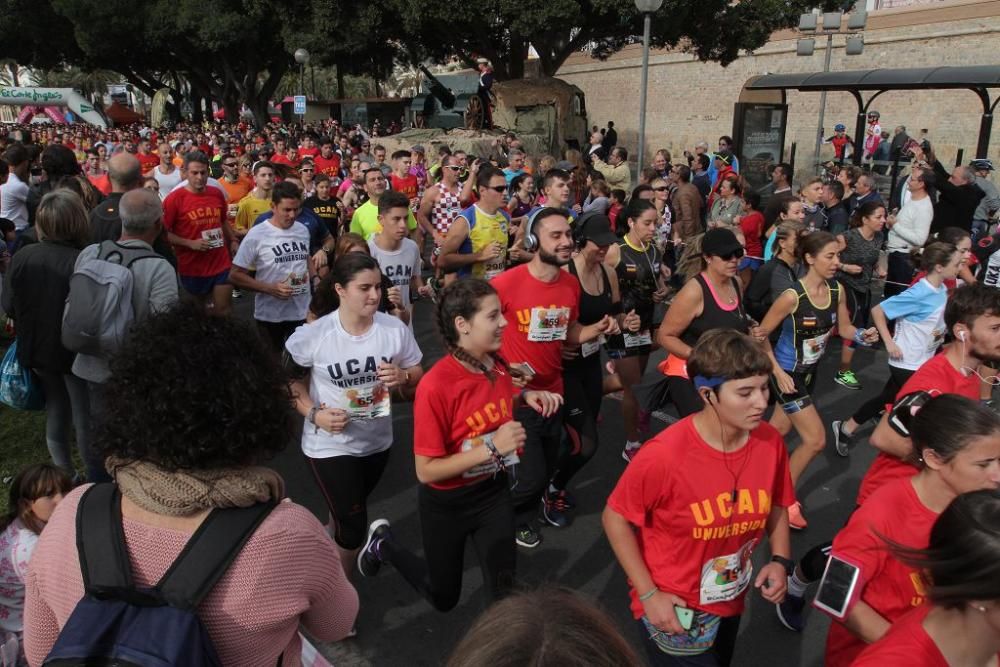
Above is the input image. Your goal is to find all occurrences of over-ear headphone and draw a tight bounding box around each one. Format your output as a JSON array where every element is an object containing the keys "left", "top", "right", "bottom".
[{"left": 523, "top": 206, "right": 571, "bottom": 252}]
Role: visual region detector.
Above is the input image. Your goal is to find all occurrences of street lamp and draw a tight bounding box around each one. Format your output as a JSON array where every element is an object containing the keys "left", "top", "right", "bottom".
[
  {"left": 294, "top": 48, "right": 310, "bottom": 122},
  {"left": 635, "top": 0, "right": 663, "bottom": 173},
  {"left": 797, "top": 6, "right": 866, "bottom": 171}
]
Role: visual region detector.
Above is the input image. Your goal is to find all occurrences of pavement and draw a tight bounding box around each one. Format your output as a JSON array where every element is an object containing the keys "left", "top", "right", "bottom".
[{"left": 233, "top": 293, "right": 888, "bottom": 667}]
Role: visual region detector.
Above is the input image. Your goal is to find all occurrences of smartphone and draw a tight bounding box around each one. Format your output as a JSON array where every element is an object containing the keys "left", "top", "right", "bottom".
[
  {"left": 813, "top": 555, "right": 861, "bottom": 619},
  {"left": 674, "top": 605, "right": 694, "bottom": 631},
  {"left": 517, "top": 361, "right": 536, "bottom": 376}
]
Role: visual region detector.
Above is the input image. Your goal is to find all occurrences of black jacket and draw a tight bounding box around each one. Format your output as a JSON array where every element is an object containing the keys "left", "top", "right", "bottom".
[
  {"left": 89, "top": 193, "right": 177, "bottom": 268},
  {"left": 930, "top": 160, "right": 985, "bottom": 233},
  {"left": 1, "top": 240, "right": 81, "bottom": 373}
]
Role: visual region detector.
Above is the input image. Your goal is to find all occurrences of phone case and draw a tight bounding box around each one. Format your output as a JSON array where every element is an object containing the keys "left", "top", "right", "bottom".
[{"left": 674, "top": 606, "right": 694, "bottom": 631}]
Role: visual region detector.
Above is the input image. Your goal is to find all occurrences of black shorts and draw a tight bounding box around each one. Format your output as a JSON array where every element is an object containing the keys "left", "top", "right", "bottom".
[{"left": 770, "top": 369, "right": 818, "bottom": 414}]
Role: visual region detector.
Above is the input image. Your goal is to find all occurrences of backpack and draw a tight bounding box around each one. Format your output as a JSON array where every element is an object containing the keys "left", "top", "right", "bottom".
[
  {"left": 43, "top": 484, "right": 276, "bottom": 667},
  {"left": 61, "top": 242, "right": 161, "bottom": 357}
]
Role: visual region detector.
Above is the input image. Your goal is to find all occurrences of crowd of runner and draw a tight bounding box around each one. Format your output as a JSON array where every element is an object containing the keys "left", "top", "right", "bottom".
[{"left": 1, "top": 116, "right": 1000, "bottom": 666}]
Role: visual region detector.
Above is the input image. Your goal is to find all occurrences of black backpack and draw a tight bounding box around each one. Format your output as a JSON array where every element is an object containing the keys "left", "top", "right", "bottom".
[{"left": 43, "top": 483, "right": 275, "bottom": 667}]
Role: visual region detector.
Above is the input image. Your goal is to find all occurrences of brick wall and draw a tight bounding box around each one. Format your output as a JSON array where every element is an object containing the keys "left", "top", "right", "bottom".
[{"left": 556, "top": 0, "right": 1000, "bottom": 181}]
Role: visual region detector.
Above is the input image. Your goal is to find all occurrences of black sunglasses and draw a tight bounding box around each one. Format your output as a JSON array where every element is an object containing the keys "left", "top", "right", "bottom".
[
  {"left": 483, "top": 185, "right": 507, "bottom": 193},
  {"left": 716, "top": 248, "right": 745, "bottom": 261},
  {"left": 652, "top": 186, "right": 669, "bottom": 192},
  {"left": 223, "top": 162, "right": 238, "bottom": 167}
]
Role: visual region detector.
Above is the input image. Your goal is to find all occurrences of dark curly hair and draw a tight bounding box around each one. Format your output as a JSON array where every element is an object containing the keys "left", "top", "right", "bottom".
[{"left": 97, "top": 302, "right": 293, "bottom": 471}]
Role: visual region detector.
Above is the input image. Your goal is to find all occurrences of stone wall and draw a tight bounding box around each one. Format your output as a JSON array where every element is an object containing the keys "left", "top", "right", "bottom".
[{"left": 556, "top": 0, "right": 1000, "bottom": 180}]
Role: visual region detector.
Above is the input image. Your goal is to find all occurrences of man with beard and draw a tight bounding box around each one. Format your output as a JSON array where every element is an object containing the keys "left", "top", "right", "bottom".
[{"left": 491, "top": 207, "right": 617, "bottom": 548}]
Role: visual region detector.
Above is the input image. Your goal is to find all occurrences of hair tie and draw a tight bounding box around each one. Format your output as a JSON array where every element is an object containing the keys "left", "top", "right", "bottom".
[{"left": 693, "top": 375, "right": 726, "bottom": 390}]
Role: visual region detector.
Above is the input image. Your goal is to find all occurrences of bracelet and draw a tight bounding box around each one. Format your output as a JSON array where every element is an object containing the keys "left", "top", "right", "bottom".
[
  {"left": 639, "top": 588, "right": 658, "bottom": 602},
  {"left": 484, "top": 437, "right": 507, "bottom": 475},
  {"left": 307, "top": 405, "right": 319, "bottom": 425}
]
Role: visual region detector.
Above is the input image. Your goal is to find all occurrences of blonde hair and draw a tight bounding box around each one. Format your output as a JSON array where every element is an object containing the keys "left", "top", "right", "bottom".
[
  {"left": 36, "top": 189, "right": 90, "bottom": 248},
  {"left": 676, "top": 233, "right": 706, "bottom": 282}
]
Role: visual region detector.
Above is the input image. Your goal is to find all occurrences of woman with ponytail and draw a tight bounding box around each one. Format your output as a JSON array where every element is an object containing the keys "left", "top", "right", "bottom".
[{"left": 354, "top": 279, "right": 562, "bottom": 611}]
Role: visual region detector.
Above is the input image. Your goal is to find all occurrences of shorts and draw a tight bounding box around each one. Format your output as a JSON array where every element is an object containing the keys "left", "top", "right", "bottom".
[
  {"left": 739, "top": 257, "right": 763, "bottom": 272},
  {"left": 605, "top": 327, "right": 656, "bottom": 359},
  {"left": 770, "top": 369, "right": 817, "bottom": 414},
  {"left": 179, "top": 269, "right": 230, "bottom": 296}
]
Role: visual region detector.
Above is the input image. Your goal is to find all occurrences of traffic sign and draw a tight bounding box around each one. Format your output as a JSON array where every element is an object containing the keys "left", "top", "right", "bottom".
[{"left": 293, "top": 95, "right": 306, "bottom": 115}]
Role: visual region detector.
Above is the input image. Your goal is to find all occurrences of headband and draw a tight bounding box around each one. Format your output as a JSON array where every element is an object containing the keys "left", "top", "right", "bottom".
[{"left": 693, "top": 375, "right": 727, "bottom": 390}]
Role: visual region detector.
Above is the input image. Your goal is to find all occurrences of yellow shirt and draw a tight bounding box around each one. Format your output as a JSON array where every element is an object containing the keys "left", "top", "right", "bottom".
[
  {"left": 349, "top": 200, "right": 418, "bottom": 241},
  {"left": 234, "top": 193, "right": 272, "bottom": 234},
  {"left": 459, "top": 205, "right": 509, "bottom": 279}
]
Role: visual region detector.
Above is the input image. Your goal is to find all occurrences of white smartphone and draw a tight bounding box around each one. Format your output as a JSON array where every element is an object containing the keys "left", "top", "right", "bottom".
[{"left": 813, "top": 555, "right": 861, "bottom": 619}]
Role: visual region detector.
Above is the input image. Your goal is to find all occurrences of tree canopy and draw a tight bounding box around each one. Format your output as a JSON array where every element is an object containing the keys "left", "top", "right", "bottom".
[{"left": 0, "top": 0, "right": 840, "bottom": 125}]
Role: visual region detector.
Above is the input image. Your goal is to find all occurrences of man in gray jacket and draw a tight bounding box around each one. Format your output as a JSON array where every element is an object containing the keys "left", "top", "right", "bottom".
[
  {"left": 73, "top": 189, "right": 179, "bottom": 445},
  {"left": 971, "top": 159, "right": 1000, "bottom": 239}
]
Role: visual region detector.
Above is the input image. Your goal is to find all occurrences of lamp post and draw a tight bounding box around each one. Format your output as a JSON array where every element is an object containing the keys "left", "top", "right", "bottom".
[
  {"left": 634, "top": 0, "right": 663, "bottom": 173},
  {"left": 797, "top": 7, "right": 866, "bottom": 172},
  {"left": 294, "top": 48, "right": 310, "bottom": 123}
]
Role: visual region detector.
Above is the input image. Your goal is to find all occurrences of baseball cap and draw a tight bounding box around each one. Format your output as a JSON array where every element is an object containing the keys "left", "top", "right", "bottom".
[
  {"left": 575, "top": 213, "right": 618, "bottom": 247},
  {"left": 970, "top": 158, "right": 995, "bottom": 172},
  {"left": 834, "top": 123, "right": 846, "bottom": 132},
  {"left": 555, "top": 160, "right": 576, "bottom": 171},
  {"left": 702, "top": 227, "right": 743, "bottom": 258}
]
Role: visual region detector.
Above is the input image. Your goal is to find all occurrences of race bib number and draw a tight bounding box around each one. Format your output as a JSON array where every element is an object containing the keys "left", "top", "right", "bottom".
[
  {"left": 624, "top": 329, "right": 652, "bottom": 349},
  {"left": 342, "top": 383, "right": 391, "bottom": 420},
  {"left": 286, "top": 271, "right": 309, "bottom": 296},
  {"left": 201, "top": 227, "right": 224, "bottom": 249},
  {"left": 461, "top": 431, "right": 520, "bottom": 479},
  {"left": 581, "top": 336, "right": 604, "bottom": 358},
  {"left": 527, "top": 307, "right": 570, "bottom": 342},
  {"left": 699, "top": 540, "right": 757, "bottom": 606},
  {"left": 483, "top": 250, "right": 507, "bottom": 281},
  {"left": 802, "top": 331, "right": 830, "bottom": 366}
]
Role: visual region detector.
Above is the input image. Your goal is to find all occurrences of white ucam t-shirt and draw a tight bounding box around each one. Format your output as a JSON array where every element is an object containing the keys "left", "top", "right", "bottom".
[
  {"left": 233, "top": 220, "right": 311, "bottom": 323},
  {"left": 285, "top": 309, "right": 423, "bottom": 458},
  {"left": 368, "top": 237, "right": 421, "bottom": 324}
]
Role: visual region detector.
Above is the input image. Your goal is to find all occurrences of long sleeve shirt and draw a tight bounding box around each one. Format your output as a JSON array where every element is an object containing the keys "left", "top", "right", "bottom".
[
  {"left": 887, "top": 196, "right": 934, "bottom": 253},
  {"left": 592, "top": 156, "right": 632, "bottom": 192}
]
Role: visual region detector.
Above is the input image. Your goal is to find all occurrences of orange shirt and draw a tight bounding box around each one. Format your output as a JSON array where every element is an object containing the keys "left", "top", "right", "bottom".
[{"left": 219, "top": 175, "right": 253, "bottom": 204}]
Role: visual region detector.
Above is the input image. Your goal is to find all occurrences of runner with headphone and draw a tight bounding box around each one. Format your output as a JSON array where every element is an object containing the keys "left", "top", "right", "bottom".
[
  {"left": 603, "top": 329, "right": 794, "bottom": 667},
  {"left": 354, "top": 279, "right": 562, "bottom": 611},
  {"left": 491, "top": 206, "right": 617, "bottom": 548}
]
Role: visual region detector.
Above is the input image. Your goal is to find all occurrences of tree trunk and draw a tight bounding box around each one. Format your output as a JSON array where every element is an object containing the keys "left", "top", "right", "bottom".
[
  {"left": 374, "top": 78, "right": 382, "bottom": 97},
  {"left": 191, "top": 92, "right": 204, "bottom": 123},
  {"left": 223, "top": 91, "right": 240, "bottom": 122},
  {"left": 336, "top": 63, "right": 345, "bottom": 99}
]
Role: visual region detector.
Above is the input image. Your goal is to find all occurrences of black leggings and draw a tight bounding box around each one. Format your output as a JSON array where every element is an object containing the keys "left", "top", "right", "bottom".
[
  {"left": 379, "top": 475, "right": 516, "bottom": 611},
  {"left": 851, "top": 366, "right": 916, "bottom": 426},
  {"left": 551, "top": 360, "right": 601, "bottom": 490},
  {"left": 308, "top": 449, "right": 391, "bottom": 549},
  {"left": 509, "top": 404, "right": 564, "bottom": 525}
]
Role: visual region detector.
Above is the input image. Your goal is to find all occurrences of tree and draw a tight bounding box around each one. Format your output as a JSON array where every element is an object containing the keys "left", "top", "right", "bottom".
[{"left": 391, "top": 0, "right": 842, "bottom": 80}]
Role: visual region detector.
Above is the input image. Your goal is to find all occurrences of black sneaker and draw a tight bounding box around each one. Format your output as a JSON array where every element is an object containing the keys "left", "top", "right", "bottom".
[
  {"left": 357, "top": 519, "right": 391, "bottom": 577},
  {"left": 515, "top": 523, "right": 542, "bottom": 548},
  {"left": 776, "top": 592, "right": 806, "bottom": 632},
  {"left": 542, "top": 489, "right": 572, "bottom": 528},
  {"left": 832, "top": 420, "right": 853, "bottom": 457}
]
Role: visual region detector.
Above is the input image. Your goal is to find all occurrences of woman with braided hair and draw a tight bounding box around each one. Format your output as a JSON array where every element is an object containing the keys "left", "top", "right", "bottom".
[{"left": 356, "top": 278, "right": 562, "bottom": 611}]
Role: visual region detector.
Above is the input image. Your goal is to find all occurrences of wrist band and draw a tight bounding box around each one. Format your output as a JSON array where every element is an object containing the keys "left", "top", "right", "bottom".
[
  {"left": 307, "top": 405, "right": 319, "bottom": 425},
  {"left": 639, "top": 588, "right": 658, "bottom": 602}
]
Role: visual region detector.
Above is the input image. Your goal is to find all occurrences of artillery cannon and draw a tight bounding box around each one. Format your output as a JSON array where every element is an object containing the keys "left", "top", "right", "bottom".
[{"left": 410, "top": 66, "right": 487, "bottom": 130}]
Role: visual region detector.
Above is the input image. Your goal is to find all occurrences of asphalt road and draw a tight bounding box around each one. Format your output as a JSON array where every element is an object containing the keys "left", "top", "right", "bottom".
[{"left": 234, "top": 294, "right": 886, "bottom": 667}]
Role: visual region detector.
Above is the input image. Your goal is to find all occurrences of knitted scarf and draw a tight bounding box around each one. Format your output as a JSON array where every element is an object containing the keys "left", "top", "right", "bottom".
[{"left": 106, "top": 456, "right": 285, "bottom": 516}]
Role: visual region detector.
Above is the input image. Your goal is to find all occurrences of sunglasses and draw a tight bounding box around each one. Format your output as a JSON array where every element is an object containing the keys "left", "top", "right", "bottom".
[
  {"left": 444, "top": 165, "right": 462, "bottom": 171},
  {"left": 483, "top": 185, "right": 508, "bottom": 193},
  {"left": 652, "top": 186, "right": 669, "bottom": 192},
  {"left": 299, "top": 168, "right": 314, "bottom": 172},
  {"left": 223, "top": 162, "right": 238, "bottom": 167},
  {"left": 716, "top": 248, "right": 745, "bottom": 261}
]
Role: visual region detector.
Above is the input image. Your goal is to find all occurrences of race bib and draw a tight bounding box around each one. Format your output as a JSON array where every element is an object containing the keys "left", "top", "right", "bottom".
[
  {"left": 801, "top": 331, "right": 830, "bottom": 366},
  {"left": 342, "top": 383, "right": 391, "bottom": 420},
  {"left": 461, "top": 431, "right": 520, "bottom": 478},
  {"left": 483, "top": 251, "right": 507, "bottom": 281},
  {"left": 624, "top": 329, "right": 652, "bottom": 349},
  {"left": 201, "top": 227, "right": 224, "bottom": 249},
  {"left": 581, "top": 336, "right": 603, "bottom": 358},
  {"left": 286, "top": 271, "right": 309, "bottom": 296},
  {"left": 527, "top": 307, "right": 571, "bottom": 342},
  {"left": 699, "top": 539, "right": 757, "bottom": 606}
]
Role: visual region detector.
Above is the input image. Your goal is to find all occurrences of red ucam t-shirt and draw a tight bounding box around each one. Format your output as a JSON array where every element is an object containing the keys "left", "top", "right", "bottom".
[
  {"left": 492, "top": 264, "right": 580, "bottom": 395},
  {"left": 162, "top": 186, "right": 231, "bottom": 278},
  {"left": 413, "top": 355, "right": 520, "bottom": 491},
  {"left": 607, "top": 416, "right": 795, "bottom": 619},
  {"left": 313, "top": 154, "right": 341, "bottom": 180},
  {"left": 299, "top": 147, "right": 319, "bottom": 159},
  {"left": 824, "top": 477, "right": 937, "bottom": 667},
  {"left": 137, "top": 152, "right": 160, "bottom": 174},
  {"left": 390, "top": 173, "right": 419, "bottom": 208},
  {"left": 851, "top": 605, "right": 945, "bottom": 667},
  {"left": 855, "top": 351, "right": 980, "bottom": 506}
]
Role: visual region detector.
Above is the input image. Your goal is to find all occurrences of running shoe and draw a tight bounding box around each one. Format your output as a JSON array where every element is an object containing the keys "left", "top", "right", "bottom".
[
  {"left": 832, "top": 420, "right": 853, "bottom": 457},
  {"left": 776, "top": 592, "right": 806, "bottom": 632},
  {"left": 231, "top": 288, "right": 242, "bottom": 299},
  {"left": 622, "top": 442, "right": 642, "bottom": 463},
  {"left": 515, "top": 523, "right": 542, "bottom": 549},
  {"left": 788, "top": 502, "right": 808, "bottom": 530},
  {"left": 357, "top": 518, "right": 391, "bottom": 577},
  {"left": 542, "top": 489, "right": 572, "bottom": 528},
  {"left": 834, "top": 370, "right": 862, "bottom": 390}
]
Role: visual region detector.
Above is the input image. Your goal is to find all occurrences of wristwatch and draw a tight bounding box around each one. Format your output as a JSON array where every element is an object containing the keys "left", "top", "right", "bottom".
[{"left": 771, "top": 555, "right": 795, "bottom": 576}]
